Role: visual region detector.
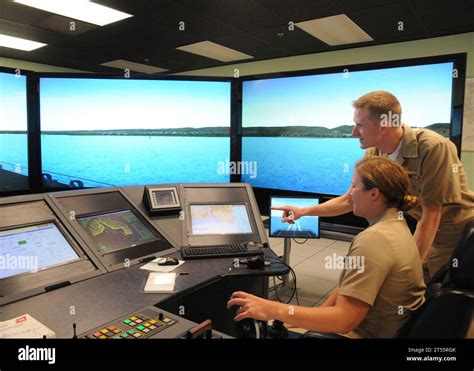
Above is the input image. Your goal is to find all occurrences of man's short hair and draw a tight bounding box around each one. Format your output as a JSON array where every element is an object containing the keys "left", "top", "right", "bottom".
[{"left": 353, "top": 91, "right": 402, "bottom": 121}]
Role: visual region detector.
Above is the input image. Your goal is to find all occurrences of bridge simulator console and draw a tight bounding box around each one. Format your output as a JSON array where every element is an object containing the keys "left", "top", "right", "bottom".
[{"left": 0, "top": 183, "right": 282, "bottom": 339}]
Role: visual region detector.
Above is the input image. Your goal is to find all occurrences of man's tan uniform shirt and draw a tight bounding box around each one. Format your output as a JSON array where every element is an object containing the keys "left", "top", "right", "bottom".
[{"left": 365, "top": 126, "right": 474, "bottom": 276}]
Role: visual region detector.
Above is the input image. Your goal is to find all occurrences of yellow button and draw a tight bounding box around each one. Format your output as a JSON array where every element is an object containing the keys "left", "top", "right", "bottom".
[
  {"left": 143, "top": 323, "right": 151, "bottom": 327},
  {"left": 100, "top": 329, "right": 108, "bottom": 334},
  {"left": 99, "top": 335, "right": 107, "bottom": 339},
  {"left": 130, "top": 316, "right": 138, "bottom": 321},
  {"left": 149, "top": 319, "right": 157, "bottom": 324}
]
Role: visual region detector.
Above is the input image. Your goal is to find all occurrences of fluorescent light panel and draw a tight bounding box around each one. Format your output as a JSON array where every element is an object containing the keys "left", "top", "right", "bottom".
[
  {"left": 296, "top": 14, "right": 373, "bottom": 46},
  {"left": 0, "top": 34, "right": 46, "bottom": 51},
  {"left": 14, "top": 0, "right": 133, "bottom": 26},
  {"left": 177, "top": 41, "right": 254, "bottom": 62},
  {"left": 101, "top": 60, "right": 168, "bottom": 74}
]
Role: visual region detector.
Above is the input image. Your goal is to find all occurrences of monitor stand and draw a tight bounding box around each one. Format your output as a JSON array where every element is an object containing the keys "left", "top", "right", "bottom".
[{"left": 282, "top": 237, "right": 292, "bottom": 289}]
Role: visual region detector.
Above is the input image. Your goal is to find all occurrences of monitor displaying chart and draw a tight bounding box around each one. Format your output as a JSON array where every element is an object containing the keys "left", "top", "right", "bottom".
[
  {"left": 190, "top": 204, "right": 253, "bottom": 235},
  {"left": 78, "top": 210, "right": 157, "bottom": 254}
]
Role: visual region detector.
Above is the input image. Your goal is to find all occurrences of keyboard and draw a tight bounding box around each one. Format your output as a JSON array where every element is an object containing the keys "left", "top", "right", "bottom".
[{"left": 181, "top": 243, "right": 263, "bottom": 260}]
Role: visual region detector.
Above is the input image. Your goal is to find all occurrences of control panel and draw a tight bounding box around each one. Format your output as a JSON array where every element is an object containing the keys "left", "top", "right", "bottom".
[{"left": 81, "top": 306, "right": 177, "bottom": 339}]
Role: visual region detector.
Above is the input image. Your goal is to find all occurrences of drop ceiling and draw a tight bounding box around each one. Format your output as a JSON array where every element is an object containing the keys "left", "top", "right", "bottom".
[{"left": 0, "top": 0, "right": 473, "bottom": 74}]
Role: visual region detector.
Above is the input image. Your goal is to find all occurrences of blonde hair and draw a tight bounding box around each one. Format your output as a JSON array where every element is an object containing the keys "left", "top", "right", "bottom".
[
  {"left": 355, "top": 157, "right": 418, "bottom": 212},
  {"left": 353, "top": 90, "right": 402, "bottom": 122}
]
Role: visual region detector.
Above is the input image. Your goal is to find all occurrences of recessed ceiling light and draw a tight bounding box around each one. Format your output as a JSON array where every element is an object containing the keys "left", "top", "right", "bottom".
[
  {"left": 0, "top": 34, "right": 46, "bottom": 51},
  {"left": 14, "top": 0, "right": 133, "bottom": 27},
  {"left": 177, "top": 41, "right": 254, "bottom": 62},
  {"left": 101, "top": 60, "right": 168, "bottom": 74},
  {"left": 296, "top": 14, "right": 373, "bottom": 46}
]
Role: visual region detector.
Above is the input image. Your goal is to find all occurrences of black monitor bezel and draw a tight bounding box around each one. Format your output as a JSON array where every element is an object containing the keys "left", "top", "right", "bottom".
[
  {"left": 188, "top": 202, "right": 255, "bottom": 237},
  {"left": 269, "top": 195, "right": 321, "bottom": 239}
]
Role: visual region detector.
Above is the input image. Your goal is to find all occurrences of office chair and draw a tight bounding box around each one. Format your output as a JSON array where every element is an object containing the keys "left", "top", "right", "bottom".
[
  {"left": 426, "top": 218, "right": 474, "bottom": 295},
  {"left": 397, "top": 218, "right": 474, "bottom": 338},
  {"left": 304, "top": 218, "right": 474, "bottom": 339}
]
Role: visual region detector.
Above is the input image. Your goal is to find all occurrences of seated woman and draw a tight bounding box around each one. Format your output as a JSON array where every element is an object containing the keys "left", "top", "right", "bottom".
[{"left": 227, "top": 157, "right": 426, "bottom": 338}]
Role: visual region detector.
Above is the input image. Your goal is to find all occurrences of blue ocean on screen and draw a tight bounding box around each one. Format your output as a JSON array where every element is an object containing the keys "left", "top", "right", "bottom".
[
  {"left": 242, "top": 137, "right": 363, "bottom": 195},
  {"left": 0, "top": 134, "right": 363, "bottom": 194}
]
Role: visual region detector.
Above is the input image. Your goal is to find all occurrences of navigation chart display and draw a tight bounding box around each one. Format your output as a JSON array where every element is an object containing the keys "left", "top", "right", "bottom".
[
  {"left": 190, "top": 204, "right": 253, "bottom": 235},
  {"left": 78, "top": 210, "right": 157, "bottom": 254},
  {"left": 0, "top": 223, "right": 80, "bottom": 280}
]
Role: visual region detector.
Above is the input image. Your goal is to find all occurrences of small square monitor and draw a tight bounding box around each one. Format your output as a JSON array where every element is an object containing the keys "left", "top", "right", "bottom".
[
  {"left": 78, "top": 210, "right": 157, "bottom": 254},
  {"left": 0, "top": 223, "right": 80, "bottom": 280},
  {"left": 190, "top": 204, "right": 253, "bottom": 235},
  {"left": 270, "top": 197, "right": 320, "bottom": 238}
]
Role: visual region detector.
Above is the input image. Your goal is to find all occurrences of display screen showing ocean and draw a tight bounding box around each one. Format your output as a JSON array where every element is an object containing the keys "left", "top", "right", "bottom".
[
  {"left": 1, "top": 133, "right": 360, "bottom": 193},
  {"left": 242, "top": 137, "right": 362, "bottom": 195},
  {"left": 0, "top": 72, "right": 28, "bottom": 191},
  {"left": 38, "top": 78, "right": 232, "bottom": 187},
  {"left": 242, "top": 62, "right": 454, "bottom": 195},
  {"left": 1, "top": 62, "right": 454, "bottom": 194}
]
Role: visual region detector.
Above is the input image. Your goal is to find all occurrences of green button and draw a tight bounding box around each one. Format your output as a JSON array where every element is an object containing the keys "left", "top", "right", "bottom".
[
  {"left": 121, "top": 333, "right": 130, "bottom": 338},
  {"left": 123, "top": 319, "right": 132, "bottom": 324},
  {"left": 136, "top": 325, "right": 145, "bottom": 331},
  {"left": 128, "top": 329, "right": 136, "bottom": 335}
]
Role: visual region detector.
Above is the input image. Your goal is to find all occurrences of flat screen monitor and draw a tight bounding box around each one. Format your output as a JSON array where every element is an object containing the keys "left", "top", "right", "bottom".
[
  {"left": 0, "top": 223, "right": 80, "bottom": 280},
  {"left": 242, "top": 59, "right": 458, "bottom": 196},
  {"left": 39, "top": 77, "right": 231, "bottom": 189},
  {"left": 270, "top": 197, "right": 320, "bottom": 238},
  {"left": 190, "top": 204, "right": 253, "bottom": 235},
  {"left": 78, "top": 210, "right": 157, "bottom": 254},
  {"left": 0, "top": 70, "right": 29, "bottom": 192}
]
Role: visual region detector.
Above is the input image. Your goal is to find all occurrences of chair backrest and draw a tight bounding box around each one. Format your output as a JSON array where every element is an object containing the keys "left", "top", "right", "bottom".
[
  {"left": 398, "top": 218, "right": 474, "bottom": 338},
  {"left": 396, "top": 290, "right": 474, "bottom": 338},
  {"left": 448, "top": 218, "right": 474, "bottom": 289}
]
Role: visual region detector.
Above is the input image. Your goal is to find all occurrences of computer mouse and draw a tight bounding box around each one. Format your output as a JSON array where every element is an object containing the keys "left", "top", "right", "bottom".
[{"left": 158, "top": 257, "right": 179, "bottom": 266}]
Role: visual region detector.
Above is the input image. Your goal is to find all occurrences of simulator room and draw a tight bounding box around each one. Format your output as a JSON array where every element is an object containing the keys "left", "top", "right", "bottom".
[{"left": 0, "top": 0, "right": 473, "bottom": 364}]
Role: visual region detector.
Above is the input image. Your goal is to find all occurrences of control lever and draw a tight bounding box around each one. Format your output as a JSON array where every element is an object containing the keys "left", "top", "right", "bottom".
[{"left": 185, "top": 319, "right": 213, "bottom": 339}]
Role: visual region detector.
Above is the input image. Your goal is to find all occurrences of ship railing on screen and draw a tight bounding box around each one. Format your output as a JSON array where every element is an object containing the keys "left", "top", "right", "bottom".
[{"left": 42, "top": 169, "right": 115, "bottom": 189}]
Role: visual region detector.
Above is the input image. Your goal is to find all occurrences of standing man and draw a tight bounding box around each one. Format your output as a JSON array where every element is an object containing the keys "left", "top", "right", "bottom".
[{"left": 276, "top": 91, "right": 474, "bottom": 281}]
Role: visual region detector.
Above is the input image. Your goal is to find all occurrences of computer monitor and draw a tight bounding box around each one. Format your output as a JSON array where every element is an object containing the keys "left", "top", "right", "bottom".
[
  {"left": 0, "top": 223, "right": 80, "bottom": 280},
  {"left": 78, "top": 210, "right": 157, "bottom": 254},
  {"left": 270, "top": 197, "right": 320, "bottom": 238},
  {"left": 189, "top": 204, "right": 253, "bottom": 235}
]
